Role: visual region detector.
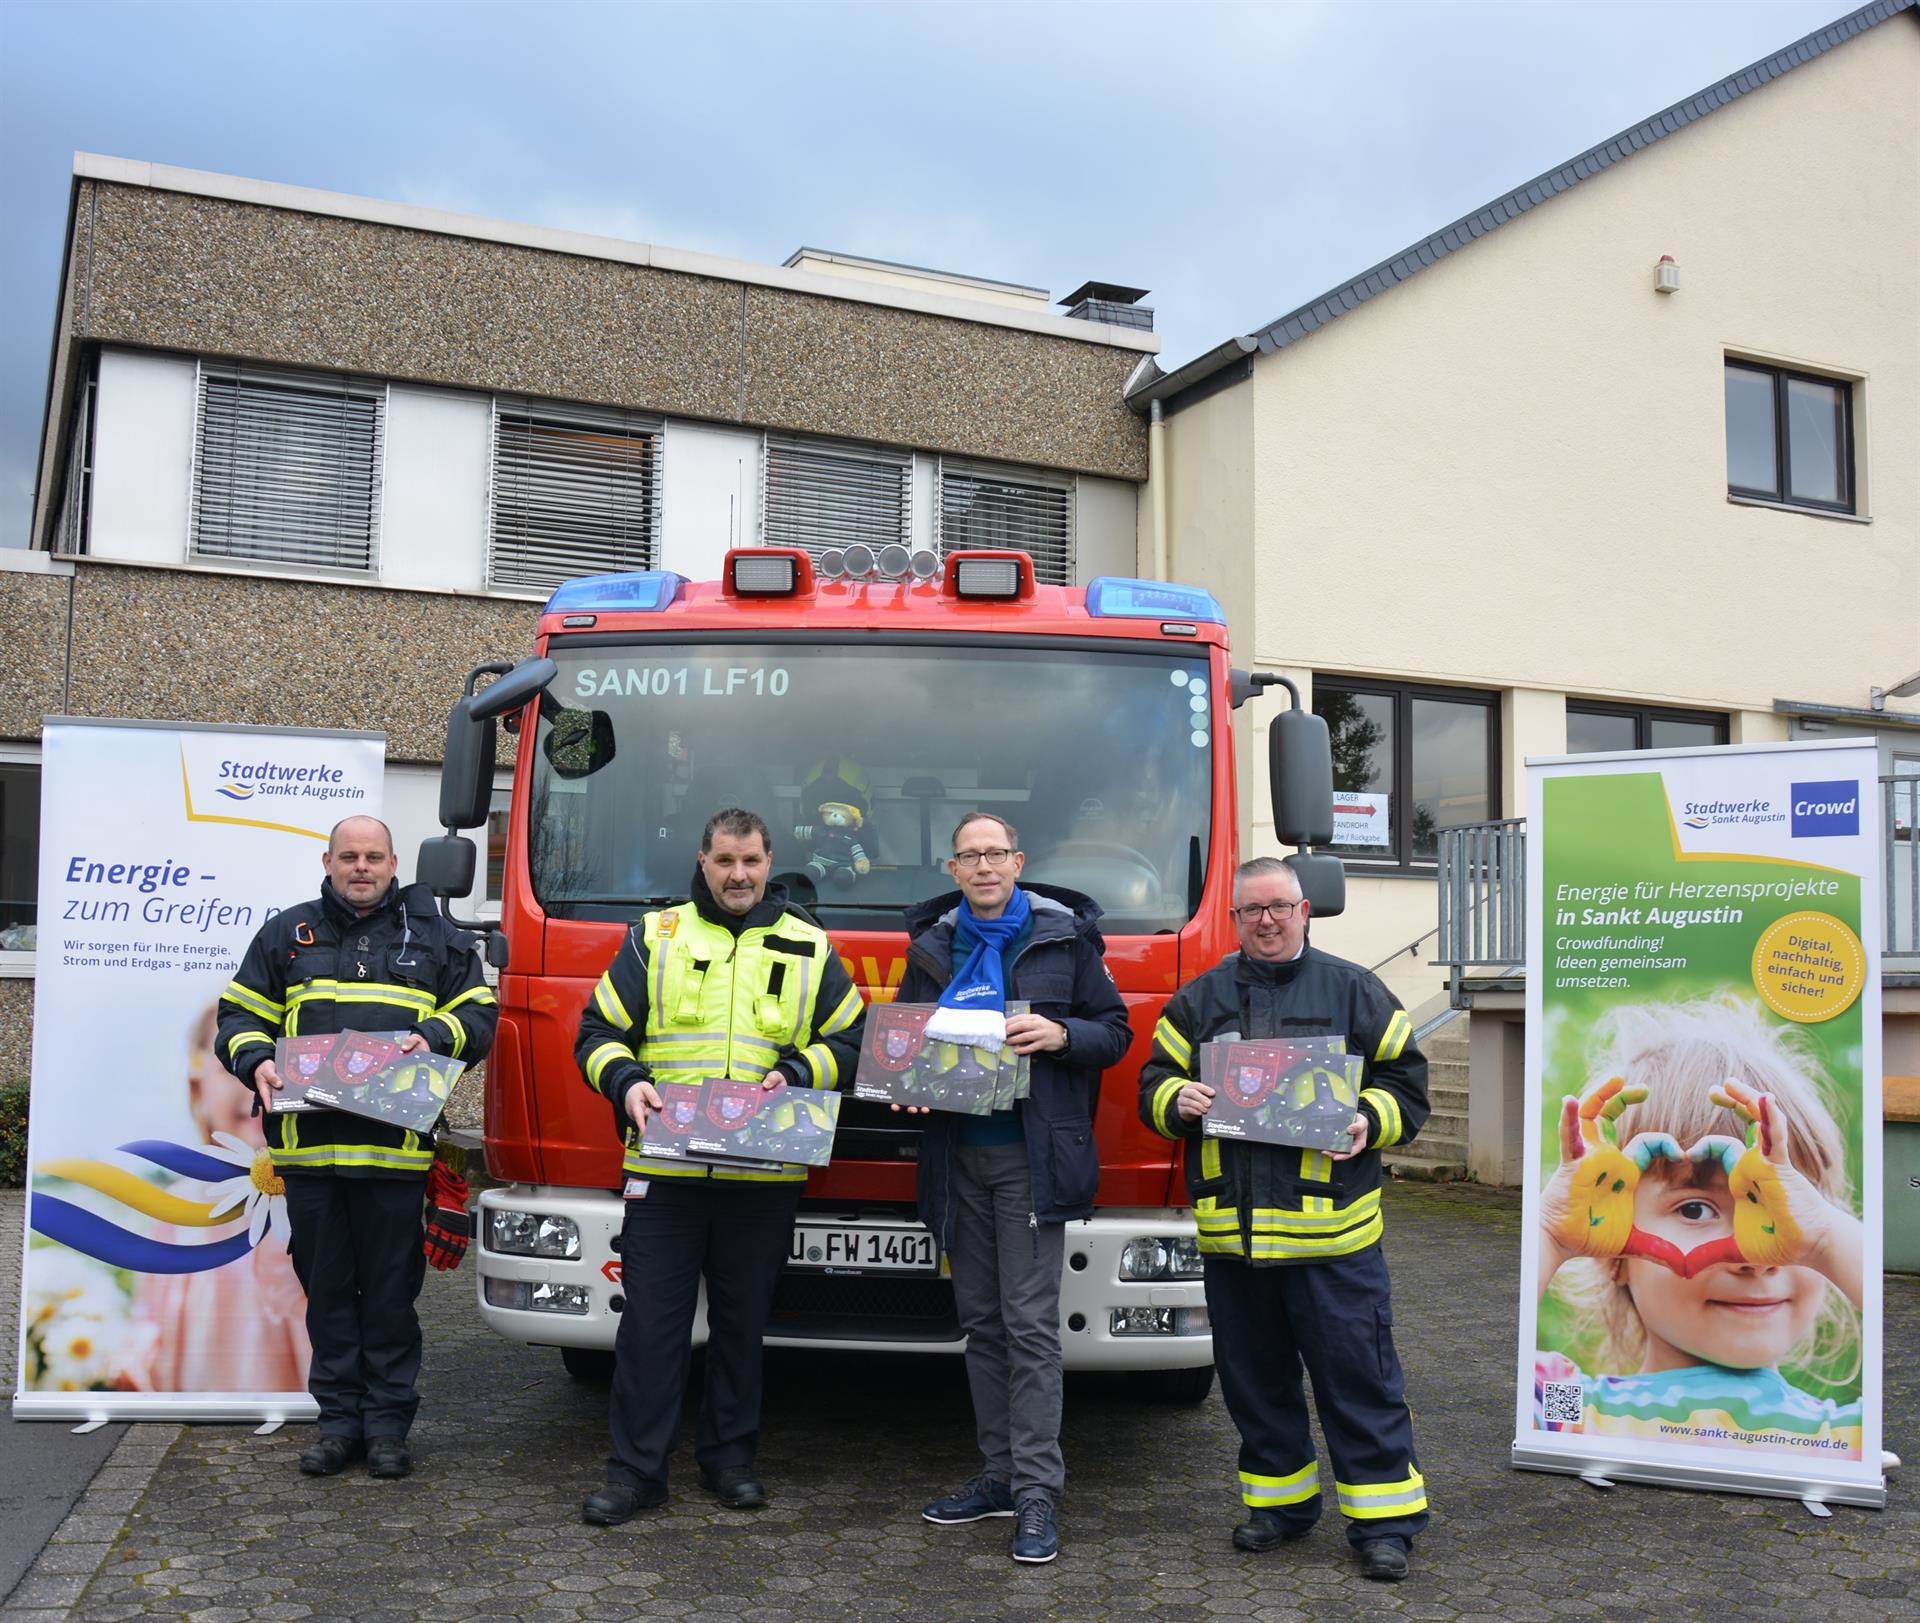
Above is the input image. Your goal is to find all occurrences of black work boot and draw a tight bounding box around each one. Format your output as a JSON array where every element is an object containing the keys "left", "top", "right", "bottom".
[
  {"left": 298, "top": 1436, "right": 364, "bottom": 1477},
  {"left": 1358, "top": 1538, "right": 1410, "bottom": 1582},
  {"left": 698, "top": 1465, "right": 767, "bottom": 1509},
  {"left": 1232, "top": 1509, "right": 1310, "bottom": 1552},
  {"left": 582, "top": 1481, "right": 667, "bottom": 1525},
  {"left": 366, "top": 1437, "right": 413, "bottom": 1479}
]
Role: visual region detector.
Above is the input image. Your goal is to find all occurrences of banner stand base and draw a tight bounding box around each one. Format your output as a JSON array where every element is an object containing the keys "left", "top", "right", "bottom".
[
  {"left": 254, "top": 1419, "right": 284, "bottom": 1436},
  {"left": 14, "top": 1393, "right": 319, "bottom": 1426},
  {"left": 1802, "top": 1497, "right": 1834, "bottom": 1519},
  {"left": 1513, "top": 1444, "right": 1885, "bottom": 1510}
]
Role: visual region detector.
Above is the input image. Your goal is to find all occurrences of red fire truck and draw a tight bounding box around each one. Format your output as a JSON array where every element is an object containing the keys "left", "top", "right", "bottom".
[{"left": 424, "top": 545, "right": 1339, "bottom": 1400}]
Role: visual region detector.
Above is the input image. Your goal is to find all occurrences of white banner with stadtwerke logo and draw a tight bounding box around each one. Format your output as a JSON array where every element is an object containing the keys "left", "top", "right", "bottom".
[{"left": 13, "top": 719, "right": 384, "bottom": 1422}]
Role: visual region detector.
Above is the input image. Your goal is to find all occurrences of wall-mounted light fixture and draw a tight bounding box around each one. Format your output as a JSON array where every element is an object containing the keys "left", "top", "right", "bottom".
[
  {"left": 1870, "top": 668, "right": 1920, "bottom": 711},
  {"left": 1654, "top": 255, "right": 1680, "bottom": 294}
]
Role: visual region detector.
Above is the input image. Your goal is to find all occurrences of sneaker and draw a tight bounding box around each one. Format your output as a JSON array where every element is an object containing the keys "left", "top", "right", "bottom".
[
  {"left": 1358, "top": 1538, "right": 1410, "bottom": 1582},
  {"left": 1011, "top": 1497, "right": 1059, "bottom": 1564},
  {"left": 922, "top": 1474, "right": 1016, "bottom": 1524}
]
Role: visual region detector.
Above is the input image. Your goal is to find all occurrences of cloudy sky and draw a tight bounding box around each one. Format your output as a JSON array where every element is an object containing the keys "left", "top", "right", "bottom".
[{"left": 0, "top": 0, "right": 1858, "bottom": 546}]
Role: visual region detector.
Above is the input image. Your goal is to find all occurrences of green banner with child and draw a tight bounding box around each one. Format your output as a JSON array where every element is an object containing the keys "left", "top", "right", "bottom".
[{"left": 1515, "top": 739, "right": 1885, "bottom": 1509}]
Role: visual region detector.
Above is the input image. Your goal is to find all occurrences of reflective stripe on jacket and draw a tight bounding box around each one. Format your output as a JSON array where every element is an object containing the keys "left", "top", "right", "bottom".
[
  {"left": 1136, "top": 945, "right": 1426, "bottom": 1264},
  {"left": 574, "top": 878, "right": 865, "bottom": 1184},
  {"left": 216, "top": 879, "right": 498, "bottom": 1178}
]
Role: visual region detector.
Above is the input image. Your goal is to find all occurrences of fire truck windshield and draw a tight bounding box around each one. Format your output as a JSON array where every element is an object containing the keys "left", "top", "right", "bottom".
[{"left": 526, "top": 641, "right": 1214, "bottom": 934}]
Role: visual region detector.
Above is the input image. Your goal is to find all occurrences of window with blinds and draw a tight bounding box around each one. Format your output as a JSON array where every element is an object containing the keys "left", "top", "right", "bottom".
[
  {"left": 490, "top": 401, "right": 662, "bottom": 592},
  {"left": 191, "top": 363, "right": 383, "bottom": 572},
  {"left": 762, "top": 434, "right": 911, "bottom": 558},
  {"left": 938, "top": 460, "right": 1073, "bottom": 585}
]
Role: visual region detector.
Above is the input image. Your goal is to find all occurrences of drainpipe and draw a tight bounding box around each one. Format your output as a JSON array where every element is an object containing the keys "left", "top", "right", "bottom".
[{"left": 1149, "top": 398, "right": 1169, "bottom": 582}]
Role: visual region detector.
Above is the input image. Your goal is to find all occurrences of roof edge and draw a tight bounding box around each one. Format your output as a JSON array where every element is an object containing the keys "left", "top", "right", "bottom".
[
  {"left": 1134, "top": 0, "right": 1915, "bottom": 410},
  {"left": 68, "top": 154, "right": 1157, "bottom": 354}
]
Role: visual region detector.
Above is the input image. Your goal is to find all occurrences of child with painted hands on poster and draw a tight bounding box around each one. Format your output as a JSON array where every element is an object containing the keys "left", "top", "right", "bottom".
[{"left": 1533, "top": 998, "right": 1864, "bottom": 1456}]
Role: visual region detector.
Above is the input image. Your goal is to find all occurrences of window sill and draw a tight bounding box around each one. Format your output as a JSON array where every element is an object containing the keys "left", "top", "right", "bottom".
[
  {"left": 0, "top": 953, "right": 35, "bottom": 979},
  {"left": 1726, "top": 494, "right": 1868, "bottom": 524}
]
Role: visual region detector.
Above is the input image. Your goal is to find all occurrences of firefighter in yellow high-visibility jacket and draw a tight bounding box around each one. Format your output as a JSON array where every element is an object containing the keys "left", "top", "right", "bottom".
[
  {"left": 1138, "top": 857, "right": 1429, "bottom": 1584},
  {"left": 574, "top": 807, "right": 864, "bottom": 1525}
]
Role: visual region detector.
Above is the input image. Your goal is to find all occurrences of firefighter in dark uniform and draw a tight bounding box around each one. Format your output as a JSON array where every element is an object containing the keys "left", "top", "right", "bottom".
[
  {"left": 217, "top": 815, "right": 497, "bottom": 1480},
  {"left": 1138, "top": 856, "right": 1429, "bottom": 1583},
  {"left": 573, "top": 807, "right": 865, "bottom": 1525}
]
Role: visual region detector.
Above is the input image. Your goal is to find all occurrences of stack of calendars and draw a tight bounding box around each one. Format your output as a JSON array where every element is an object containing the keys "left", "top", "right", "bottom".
[
  {"left": 638, "top": 1078, "right": 842, "bottom": 1170},
  {"left": 272, "top": 1031, "right": 465, "bottom": 1134},
  {"left": 851, "top": 1002, "right": 1034, "bottom": 1116},
  {"left": 1199, "top": 1036, "right": 1363, "bottom": 1152}
]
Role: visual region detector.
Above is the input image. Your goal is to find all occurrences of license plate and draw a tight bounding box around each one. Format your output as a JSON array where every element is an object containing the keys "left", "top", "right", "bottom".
[{"left": 788, "top": 1224, "right": 938, "bottom": 1274}]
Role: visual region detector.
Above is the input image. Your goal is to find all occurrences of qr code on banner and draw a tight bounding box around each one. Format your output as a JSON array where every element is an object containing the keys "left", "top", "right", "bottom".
[{"left": 1540, "top": 1381, "right": 1585, "bottom": 1427}]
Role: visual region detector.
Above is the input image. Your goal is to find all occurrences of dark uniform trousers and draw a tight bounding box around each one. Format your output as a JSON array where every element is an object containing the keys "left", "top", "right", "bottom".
[
  {"left": 606, "top": 1179, "right": 803, "bottom": 1490},
  {"left": 283, "top": 1172, "right": 429, "bottom": 1441},
  {"left": 1206, "top": 1244, "right": 1428, "bottom": 1549}
]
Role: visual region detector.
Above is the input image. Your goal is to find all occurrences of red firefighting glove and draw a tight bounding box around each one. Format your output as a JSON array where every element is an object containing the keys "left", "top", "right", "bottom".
[{"left": 424, "top": 1157, "right": 471, "bottom": 1271}]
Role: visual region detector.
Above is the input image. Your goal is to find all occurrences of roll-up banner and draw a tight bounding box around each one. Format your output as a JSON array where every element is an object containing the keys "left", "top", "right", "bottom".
[
  {"left": 14, "top": 719, "right": 385, "bottom": 1423},
  {"left": 1516, "top": 738, "right": 1883, "bottom": 1508}
]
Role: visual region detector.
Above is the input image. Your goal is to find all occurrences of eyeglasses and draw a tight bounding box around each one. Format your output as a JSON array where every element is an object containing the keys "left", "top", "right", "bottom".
[
  {"left": 1233, "top": 900, "right": 1302, "bottom": 924},
  {"left": 953, "top": 848, "right": 1016, "bottom": 868}
]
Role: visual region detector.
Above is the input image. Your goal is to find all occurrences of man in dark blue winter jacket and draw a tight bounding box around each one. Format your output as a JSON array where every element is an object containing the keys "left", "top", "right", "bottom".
[{"left": 898, "top": 812, "right": 1132, "bottom": 1565}]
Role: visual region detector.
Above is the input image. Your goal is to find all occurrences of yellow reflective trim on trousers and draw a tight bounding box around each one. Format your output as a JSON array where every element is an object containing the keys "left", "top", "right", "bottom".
[
  {"left": 1374, "top": 1010, "right": 1410, "bottom": 1064},
  {"left": 1361, "top": 1086, "right": 1403, "bottom": 1147},
  {"left": 1152, "top": 1017, "right": 1192, "bottom": 1069},
  {"left": 226, "top": 1029, "right": 274, "bottom": 1064},
  {"left": 426, "top": 1010, "right": 467, "bottom": 1058},
  {"left": 223, "top": 981, "right": 283, "bottom": 1020},
  {"left": 1150, "top": 1077, "right": 1183, "bottom": 1138},
  {"left": 1240, "top": 1465, "right": 1319, "bottom": 1505},
  {"left": 820, "top": 986, "right": 864, "bottom": 1036},
  {"left": 1336, "top": 1470, "right": 1427, "bottom": 1519},
  {"left": 586, "top": 1042, "right": 634, "bottom": 1092}
]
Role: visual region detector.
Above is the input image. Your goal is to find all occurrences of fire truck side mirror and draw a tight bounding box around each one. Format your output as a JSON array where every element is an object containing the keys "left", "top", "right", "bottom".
[
  {"left": 417, "top": 834, "right": 477, "bottom": 899},
  {"left": 1285, "top": 852, "right": 1345, "bottom": 920},
  {"left": 1268, "top": 707, "right": 1334, "bottom": 847},
  {"left": 440, "top": 695, "right": 497, "bottom": 832}
]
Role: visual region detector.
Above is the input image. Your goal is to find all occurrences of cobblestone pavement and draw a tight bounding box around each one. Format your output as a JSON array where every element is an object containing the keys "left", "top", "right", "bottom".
[{"left": 5, "top": 1182, "right": 1916, "bottom": 1622}]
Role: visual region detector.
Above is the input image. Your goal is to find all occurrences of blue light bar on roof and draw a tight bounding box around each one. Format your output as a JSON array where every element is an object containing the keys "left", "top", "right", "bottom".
[
  {"left": 544, "top": 572, "right": 689, "bottom": 615},
  {"left": 1084, "top": 577, "right": 1225, "bottom": 624}
]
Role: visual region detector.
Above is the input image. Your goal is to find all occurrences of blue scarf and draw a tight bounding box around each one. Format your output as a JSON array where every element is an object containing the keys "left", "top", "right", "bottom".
[{"left": 925, "top": 886, "right": 1031, "bottom": 1054}]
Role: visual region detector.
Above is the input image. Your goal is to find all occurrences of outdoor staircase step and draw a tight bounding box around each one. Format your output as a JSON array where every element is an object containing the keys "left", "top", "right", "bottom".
[
  {"left": 1427, "top": 1058, "right": 1470, "bottom": 1086},
  {"left": 1382, "top": 1150, "right": 1467, "bottom": 1182}
]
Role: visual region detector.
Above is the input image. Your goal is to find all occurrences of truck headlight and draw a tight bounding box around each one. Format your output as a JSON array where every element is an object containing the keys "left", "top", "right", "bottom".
[
  {"left": 1118, "top": 1235, "right": 1203, "bottom": 1280},
  {"left": 486, "top": 1210, "right": 581, "bottom": 1259},
  {"left": 483, "top": 1279, "right": 592, "bottom": 1315}
]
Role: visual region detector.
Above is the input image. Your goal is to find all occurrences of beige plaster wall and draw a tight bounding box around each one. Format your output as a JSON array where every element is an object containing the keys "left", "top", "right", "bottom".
[{"left": 1244, "top": 19, "right": 1918, "bottom": 720}]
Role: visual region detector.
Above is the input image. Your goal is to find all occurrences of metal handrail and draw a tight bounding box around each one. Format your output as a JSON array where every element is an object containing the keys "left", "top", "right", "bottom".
[
  {"left": 1886, "top": 774, "right": 1918, "bottom": 958},
  {"left": 1368, "top": 922, "right": 1442, "bottom": 977}
]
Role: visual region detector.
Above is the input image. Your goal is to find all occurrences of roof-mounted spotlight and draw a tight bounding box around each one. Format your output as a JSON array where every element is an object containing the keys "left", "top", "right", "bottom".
[
  {"left": 842, "top": 543, "right": 876, "bottom": 580},
  {"left": 724, "top": 548, "right": 812, "bottom": 596},
  {"left": 909, "top": 548, "right": 940, "bottom": 581},
  {"left": 876, "top": 543, "right": 911, "bottom": 580},
  {"left": 817, "top": 549, "right": 846, "bottom": 579}
]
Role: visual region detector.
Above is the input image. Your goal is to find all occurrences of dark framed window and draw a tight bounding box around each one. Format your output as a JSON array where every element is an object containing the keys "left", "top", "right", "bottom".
[
  {"left": 1724, "top": 360, "right": 1854, "bottom": 514},
  {"left": 0, "top": 760, "right": 40, "bottom": 950},
  {"left": 1567, "top": 702, "right": 1728, "bottom": 756},
  {"left": 1312, "top": 678, "right": 1498, "bottom": 868}
]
